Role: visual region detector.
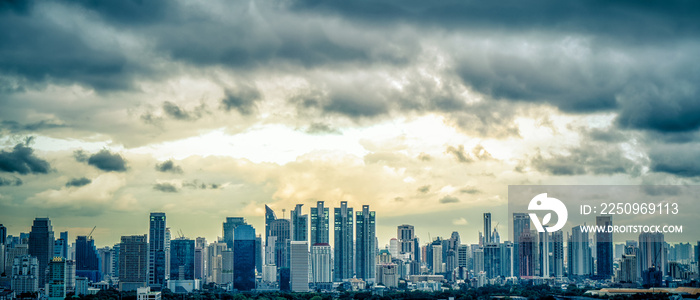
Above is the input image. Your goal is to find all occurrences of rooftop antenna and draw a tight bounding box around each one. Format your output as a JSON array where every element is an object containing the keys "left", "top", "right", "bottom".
[{"left": 282, "top": 208, "right": 286, "bottom": 219}]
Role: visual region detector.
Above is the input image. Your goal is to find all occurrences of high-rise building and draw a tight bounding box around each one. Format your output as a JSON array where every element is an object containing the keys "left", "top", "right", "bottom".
[
  {"left": 619, "top": 254, "right": 637, "bottom": 283},
  {"left": 397, "top": 225, "right": 415, "bottom": 260},
  {"left": 255, "top": 235, "right": 262, "bottom": 275},
  {"left": 431, "top": 244, "right": 443, "bottom": 274},
  {"left": 207, "top": 242, "right": 227, "bottom": 284},
  {"left": 457, "top": 245, "right": 469, "bottom": 268},
  {"left": 512, "top": 213, "right": 529, "bottom": 278},
  {"left": 119, "top": 235, "right": 148, "bottom": 291},
  {"left": 222, "top": 217, "right": 245, "bottom": 249},
  {"left": 333, "top": 201, "right": 353, "bottom": 282},
  {"left": 47, "top": 257, "right": 66, "bottom": 300},
  {"left": 499, "top": 242, "right": 513, "bottom": 278},
  {"left": 568, "top": 225, "right": 591, "bottom": 277},
  {"left": 291, "top": 204, "right": 308, "bottom": 242},
  {"left": 194, "top": 237, "right": 207, "bottom": 280},
  {"left": 310, "top": 201, "right": 329, "bottom": 245},
  {"left": 638, "top": 232, "right": 666, "bottom": 278},
  {"left": 310, "top": 244, "right": 332, "bottom": 287},
  {"left": 53, "top": 239, "right": 66, "bottom": 260},
  {"left": 265, "top": 205, "right": 277, "bottom": 245},
  {"left": 148, "top": 213, "right": 166, "bottom": 287},
  {"left": 5, "top": 244, "right": 28, "bottom": 276},
  {"left": 483, "top": 213, "right": 492, "bottom": 244},
  {"left": 518, "top": 232, "right": 535, "bottom": 277},
  {"left": 233, "top": 224, "right": 255, "bottom": 291},
  {"left": 0, "top": 224, "right": 6, "bottom": 245},
  {"left": 289, "top": 241, "right": 309, "bottom": 292},
  {"left": 538, "top": 232, "right": 549, "bottom": 278},
  {"left": 169, "top": 239, "right": 194, "bottom": 281},
  {"left": 356, "top": 205, "right": 376, "bottom": 282},
  {"left": 75, "top": 236, "right": 100, "bottom": 282},
  {"left": 596, "top": 216, "right": 613, "bottom": 279},
  {"left": 28, "top": 217, "right": 54, "bottom": 286},
  {"left": 11, "top": 255, "right": 39, "bottom": 293},
  {"left": 98, "top": 247, "right": 112, "bottom": 282},
  {"left": 483, "top": 243, "right": 500, "bottom": 278},
  {"left": 552, "top": 231, "right": 564, "bottom": 278},
  {"left": 65, "top": 260, "right": 76, "bottom": 293},
  {"left": 270, "top": 219, "right": 290, "bottom": 268}
]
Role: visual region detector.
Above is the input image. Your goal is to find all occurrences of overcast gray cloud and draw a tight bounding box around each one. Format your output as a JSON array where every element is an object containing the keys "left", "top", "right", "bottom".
[
  {"left": 0, "top": 140, "right": 51, "bottom": 175},
  {"left": 65, "top": 177, "right": 92, "bottom": 188},
  {"left": 83, "top": 149, "right": 128, "bottom": 172},
  {"left": 155, "top": 159, "right": 183, "bottom": 174}
]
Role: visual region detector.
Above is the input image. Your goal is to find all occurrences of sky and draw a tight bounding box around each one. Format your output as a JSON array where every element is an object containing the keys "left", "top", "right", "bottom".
[{"left": 1, "top": 0, "right": 700, "bottom": 248}]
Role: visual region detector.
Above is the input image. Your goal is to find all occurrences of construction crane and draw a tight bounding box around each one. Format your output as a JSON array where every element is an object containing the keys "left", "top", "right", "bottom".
[{"left": 87, "top": 226, "right": 96, "bottom": 240}]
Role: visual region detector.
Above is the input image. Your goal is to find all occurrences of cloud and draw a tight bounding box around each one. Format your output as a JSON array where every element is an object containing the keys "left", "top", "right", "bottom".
[
  {"left": 417, "top": 185, "right": 430, "bottom": 194},
  {"left": 155, "top": 160, "right": 183, "bottom": 174},
  {"left": 0, "top": 139, "right": 51, "bottom": 174},
  {"left": 439, "top": 195, "right": 459, "bottom": 204},
  {"left": 530, "top": 144, "right": 642, "bottom": 176},
  {"left": 182, "top": 180, "right": 221, "bottom": 190},
  {"left": 648, "top": 143, "right": 700, "bottom": 177},
  {"left": 460, "top": 187, "right": 480, "bottom": 194},
  {"left": 445, "top": 144, "right": 493, "bottom": 164},
  {"left": 0, "top": 176, "right": 22, "bottom": 186},
  {"left": 452, "top": 217, "right": 468, "bottom": 226},
  {"left": 153, "top": 182, "right": 178, "bottom": 193},
  {"left": 26, "top": 173, "right": 127, "bottom": 215},
  {"left": 162, "top": 101, "right": 206, "bottom": 121},
  {"left": 85, "top": 149, "right": 128, "bottom": 172},
  {"left": 305, "top": 122, "right": 341, "bottom": 135},
  {"left": 1, "top": 119, "right": 66, "bottom": 133},
  {"left": 65, "top": 177, "right": 91, "bottom": 188},
  {"left": 220, "top": 86, "right": 262, "bottom": 115},
  {"left": 73, "top": 150, "right": 89, "bottom": 162}
]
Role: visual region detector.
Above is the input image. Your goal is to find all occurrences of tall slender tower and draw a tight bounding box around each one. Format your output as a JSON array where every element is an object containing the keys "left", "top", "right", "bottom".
[
  {"left": 596, "top": 216, "right": 613, "bottom": 279},
  {"left": 264, "top": 205, "right": 277, "bottom": 245},
  {"left": 148, "top": 212, "right": 166, "bottom": 286},
  {"left": 333, "top": 201, "right": 353, "bottom": 281},
  {"left": 310, "top": 201, "right": 329, "bottom": 245},
  {"left": 483, "top": 213, "right": 492, "bottom": 244},
  {"left": 291, "top": 204, "right": 308, "bottom": 242},
  {"left": 512, "top": 213, "right": 530, "bottom": 278},
  {"left": 356, "top": 205, "right": 376, "bottom": 282},
  {"left": 28, "top": 217, "right": 54, "bottom": 286}
]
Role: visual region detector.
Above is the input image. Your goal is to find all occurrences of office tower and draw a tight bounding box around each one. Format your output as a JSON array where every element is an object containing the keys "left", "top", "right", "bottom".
[
  {"left": 265, "top": 205, "right": 277, "bottom": 245},
  {"left": 60, "top": 232, "right": 68, "bottom": 260},
  {"left": 222, "top": 250, "right": 234, "bottom": 285},
  {"left": 98, "top": 247, "right": 112, "bottom": 281},
  {"left": 169, "top": 238, "right": 194, "bottom": 280},
  {"left": 222, "top": 217, "right": 245, "bottom": 249},
  {"left": 194, "top": 238, "right": 206, "bottom": 280},
  {"left": 207, "top": 242, "right": 227, "bottom": 284},
  {"left": 255, "top": 235, "right": 262, "bottom": 275},
  {"left": 290, "top": 241, "right": 309, "bottom": 292},
  {"left": 483, "top": 213, "right": 492, "bottom": 244},
  {"left": 333, "top": 201, "right": 353, "bottom": 282},
  {"left": 538, "top": 232, "right": 549, "bottom": 278},
  {"left": 568, "top": 226, "right": 591, "bottom": 277},
  {"left": 397, "top": 225, "right": 415, "bottom": 260},
  {"left": 356, "top": 205, "right": 376, "bottom": 282},
  {"left": 500, "top": 242, "right": 513, "bottom": 278},
  {"left": 119, "top": 235, "right": 148, "bottom": 291},
  {"left": 596, "top": 216, "right": 613, "bottom": 279},
  {"left": 512, "top": 213, "right": 529, "bottom": 278},
  {"left": 5, "top": 244, "right": 28, "bottom": 276},
  {"left": 11, "top": 255, "right": 39, "bottom": 293},
  {"left": 233, "top": 224, "right": 256, "bottom": 291},
  {"left": 148, "top": 213, "right": 166, "bottom": 287},
  {"left": 518, "top": 232, "right": 535, "bottom": 277},
  {"left": 28, "top": 217, "right": 54, "bottom": 286},
  {"left": 75, "top": 236, "right": 100, "bottom": 282},
  {"left": 0, "top": 224, "right": 6, "bottom": 245},
  {"left": 65, "top": 260, "right": 76, "bottom": 293},
  {"left": 389, "top": 239, "right": 399, "bottom": 258},
  {"left": 638, "top": 232, "right": 666, "bottom": 278},
  {"left": 457, "top": 245, "right": 469, "bottom": 268},
  {"left": 311, "top": 244, "right": 332, "bottom": 287},
  {"left": 270, "top": 219, "right": 290, "bottom": 268},
  {"left": 431, "top": 244, "right": 443, "bottom": 274},
  {"left": 310, "top": 201, "right": 329, "bottom": 245},
  {"left": 291, "top": 204, "right": 308, "bottom": 242},
  {"left": 473, "top": 248, "right": 484, "bottom": 274},
  {"left": 620, "top": 254, "right": 637, "bottom": 283},
  {"left": 47, "top": 257, "right": 66, "bottom": 300},
  {"left": 53, "top": 239, "right": 66, "bottom": 260},
  {"left": 483, "top": 243, "right": 500, "bottom": 278},
  {"left": 111, "top": 244, "right": 120, "bottom": 279},
  {"left": 552, "top": 231, "right": 564, "bottom": 278}
]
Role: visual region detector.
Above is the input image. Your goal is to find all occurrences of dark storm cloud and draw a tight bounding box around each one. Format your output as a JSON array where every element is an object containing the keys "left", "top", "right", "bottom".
[
  {"left": 0, "top": 140, "right": 50, "bottom": 174},
  {"left": 67, "top": 0, "right": 173, "bottom": 25},
  {"left": 531, "top": 144, "right": 642, "bottom": 176},
  {"left": 648, "top": 143, "right": 700, "bottom": 177},
  {"left": 162, "top": 102, "right": 206, "bottom": 121},
  {"left": 0, "top": 176, "right": 22, "bottom": 186},
  {"left": 221, "top": 86, "right": 262, "bottom": 115},
  {"left": 439, "top": 195, "right": 459, "bottom": 204},
  {"left": 65, "top": 177, "right": 91, "bottom": 187},
  {"left": 153, "top": 182, "right": 178, "bottom": 193},
  {"left": 84, "top": 150, "right": 127, "bottom": 172},
  {"left": 290, "top": 0, "right": 700, "bottom": 42},
  {"left": 155, "top": 160, "right": 183, "bottom": 174}
]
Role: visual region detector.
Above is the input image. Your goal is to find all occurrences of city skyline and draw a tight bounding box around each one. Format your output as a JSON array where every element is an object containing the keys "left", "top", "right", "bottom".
[{"left": 2, "top": 0, "right": 700, "bottom": 260}]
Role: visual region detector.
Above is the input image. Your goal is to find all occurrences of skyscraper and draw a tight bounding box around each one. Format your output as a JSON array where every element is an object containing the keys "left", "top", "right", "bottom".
[
  {"left": 620, "top": 254, "right": 637, "bottom": 283},
  {"left": 310, "top": 201, "right": 330, "bottom": 245},
  {"left": 169, "top": 238, "right": 194, "bottom": 281},
  {"left": 222, "top": 217, "right": 245, "bottom": 249},
  {"left": 568, "top": 225, "right": 591, "bottom": 278},
  {"left": 270, "top": 219, "right": 290, "bottom": 268},
  {"left": 289, "top": 241, "right": 309, "bottom": 292},
  {"left": 119, "top": 235, "right": 148, "bottom": 291},
  {"left": 310, "top": 244, "right": 332, "bottom": 288},
  {"left": 483, "top": 243, "right": 500, "bottom": 278},
  {"left": 499, "top": 242, "right": 513, "bottom": 278},
  {"left": 512, "top": 213, "right": 529, "bottom": 278},
  {"left": 596, "top": 216, "right": 613, "bottom": 279},
  {"left": 291, "top": 204, "right": 308, "bottom": 242},
  {"left": 75, "top": 236, "right": 100, "bottom": 282},
  {"left": 518, "top": 232, "right": 535, "bottom": 277},
  {"left": 0, "top": 224, "right": 6, "bottom": 245},
  {"left": 28, "top": 217, "right": 54, "bottom": 286},
  {"left": 233, "top": 224, "right": 255, "bottom": 291},
  {"left": 356, "top": 205, "right": 376, "bottom": 282},
  {"left": 47, "top": 257, "right": 66, "bottom": 300},
  {"left": 552, "top": 231, "right": 564, "bottom": 278},
  {"left": 11, "top": 255, "right": 39, "bottom": 293},
  {"left": 397, "top": 225, "right": 415, "bottom": 260},
  {"left": 194, "top": 237, "right": 207, "bottom": 280},
  {"left": 333, "top": 201, "right": 353, "bottom": 282},
  {"left": 483, "top": 213, "right": 492, "bottom": 244},
  {"left": 538, "top": 232, "right": 549, "bottom": 278},
  {"left": 638, "top": 232, "right": 666, "bottom": 278},
  {"left": 148, "top": 213, "right": 166, "bottom": 287},
  {"left": 265, "top": 205, "right": 277, "bottom": 245}
]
